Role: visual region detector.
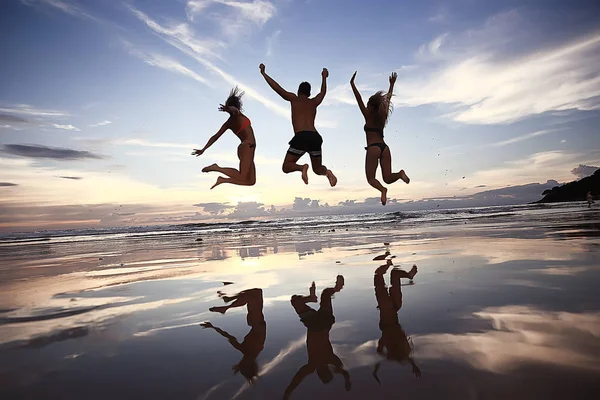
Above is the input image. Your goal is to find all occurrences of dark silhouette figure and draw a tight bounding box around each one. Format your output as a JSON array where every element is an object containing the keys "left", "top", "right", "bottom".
[
  {"left": 373, "top": 260, "right": 421, "bottom": 382},
  {"left": 259, "top": 63, "right": 337, "bottom": 187},
  {"left": 350, "top": 71, "right": 410, "bottom": 205},
  {"left": 283, "top": 276, "right": 350, "bottom": 399},
  {"left": 192, "top": 87, "right": 257, "bottom": 189},
  {"left": 201, "top": 288, "right": 265, "bottom": 384}
]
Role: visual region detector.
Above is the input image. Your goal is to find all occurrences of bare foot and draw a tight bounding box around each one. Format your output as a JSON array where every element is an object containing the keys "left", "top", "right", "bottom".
[
  {"left": 210, "top": 176, "right": 225, "bottom": 190},
  {"left": 308, "top": 282, "right": 317, "bottom": 302},
  {"left": 335, "top": 275, "right": 345, "bottom": 291},
  {"left": 301, "top": 164, "right": 309, "bottom": 185},
  {"left": 209, "top": 306, "right": 228, "bottom": 314},
  {"left": 381, "top": 187, "right": 388, "bottom": 205},
  {"left": 202, "top": 163, "right": 218, "bottom": 173},
  {"left": 326, "top": 170, "right": 337, "bottom": 187},
  {"left": 408, "top": 264, "right": 418, "bottom": 280},
  {"left": 400, "top": 170, "right": 410, "bottom": 184}
]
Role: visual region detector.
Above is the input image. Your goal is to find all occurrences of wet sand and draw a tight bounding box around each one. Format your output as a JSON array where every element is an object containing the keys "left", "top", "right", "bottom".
[{"left": 1, "top": 206, "right": 599, "bottom": 399}]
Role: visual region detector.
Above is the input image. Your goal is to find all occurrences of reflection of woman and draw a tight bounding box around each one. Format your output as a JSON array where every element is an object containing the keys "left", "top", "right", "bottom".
[
  {"left": 373, "top": 260, "right": 421, "bottom": 382},
  {"left": 284, "top": 276, "right": 350, "bottom": 399},
  {"left": 201, "top": 288, "right": 265, "bottom": 384}
]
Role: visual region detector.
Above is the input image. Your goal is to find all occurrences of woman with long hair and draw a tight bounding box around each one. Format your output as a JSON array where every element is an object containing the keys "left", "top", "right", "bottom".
[
  {"left": 350, "top": 72, "right": 410, "bottom": 205},
  {"left": 192, "top": 87, "right": 256, "bottom": 189}
]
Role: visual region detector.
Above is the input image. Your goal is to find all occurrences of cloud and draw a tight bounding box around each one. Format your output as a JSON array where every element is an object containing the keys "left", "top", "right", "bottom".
[
  {"left": 0, "top": 114, "right": 29, "bottom": 124},
  {"left": 2, "top": 144, "right": 104, "bottom": 160},
  {"left": 571, "top": 164, "right": 599, "bottom": 178},
  {"left": 89, "top": 120, "right": 111, "bottom": 127},
  {"left": 397, "top": 13, "right": 600, "bottom": 124},
  {"left": 129, "top": 5, "right": 290, "bottom": 118},
  {"left": 292, "top": 197, "right": 322, "bottom": 210},
  {"left": 266, "top": 29, "right": 280, "bottom": 57},
  {"left": 323, "top": 82, "right": 376, "bottom": 107},
  {"left": 20, "top": 0, "right": 98, "bottom": 21},
  {"left": 490, "top": 130, "right": 555, "bottom": 147},
  {"left": 0, "top": 182, "right": 19, "bottom": 187},
  {"left": 128, "top": 48, "right": 209, "bottom": 86},
  {"left": 416, "top": 306, "right": 600, "bottom": 373},
  {"left": 418, "top": 33, "right": 449, "bottom": 58},
  {"left": 0, "top": 104, "right": 69, "bottom": 118},
  {"left": 186, "top": 0, "right": 276, "bottom": 39},
  {"left": 52, "top": 124, "right": 81, "bottom": 132},
  {"left": 58, "top": 176, "right": 83, "bottom": 180},
  {"left": 193, "top": 202, "right": 234, "bottom": 214}
]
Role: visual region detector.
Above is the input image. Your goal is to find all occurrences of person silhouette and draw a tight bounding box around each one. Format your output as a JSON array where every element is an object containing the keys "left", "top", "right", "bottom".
[
  {"left": 201, "top": 288, "right": 266, "bottom": 384},
  {"left": 283, "top": 276, "right": 350, "bottom": 399},
  {"left": 192, "top": 87, "right": 256, "bottom": 189},
  {"left": 350, "top": 71, "right": 410, "bottom": 205},
  {"left": 372, "top": 259, "right": 421, "bottom": 382},
  {"left": 259, "top": 63, "right": 337, "bottom": 187}
]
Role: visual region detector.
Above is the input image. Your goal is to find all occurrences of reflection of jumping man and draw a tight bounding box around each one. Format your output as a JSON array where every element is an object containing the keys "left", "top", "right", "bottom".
[
  {"left": 284, "top": 276, "right": 350, "bottom": 399},
  {"left": 373, "top": 260, "right": 421, "bottom": 382},
  {"left": 201, "top": 288, "right": 265, "bottom": 384}
]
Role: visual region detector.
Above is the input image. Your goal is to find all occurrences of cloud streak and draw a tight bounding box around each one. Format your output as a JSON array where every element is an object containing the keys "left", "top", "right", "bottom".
[
  {"left": 129, "top": 49, "right": 209, "bottom": 86},
  {"left": 89, "top": 120, "right": 111, "bottom": 127},
  {"left": 129, "top": 5, "right": 290, "bottom": 118},
  {"left": 2, "top": 144, "right": 104, "bottom": 160},
  {"left": 490, "top": 130, "right": 555, "bottom": 147},
  {"left": 0, "top": 104, "right": 69, "bottom": 118},
  {"left": 0, "top": 182, "right": 19, "bottom": 187},
  {"left": 52, "top": 123, "right": 81, "bottom": 132},
  {"left": 397, "top": 13, "right": 600, "bottom": 124}
]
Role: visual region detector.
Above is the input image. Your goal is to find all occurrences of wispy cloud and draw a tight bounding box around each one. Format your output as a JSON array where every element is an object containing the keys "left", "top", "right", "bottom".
[
  {"left": 0, "top": 104, "right": 70, "bottom": 118},
  {"left": 323, "top": 82, "right": 376, "bottom": 106},
  {"left": 397, "top": 11, "right": 600, "bottom": 124},
  {"left": 20, "top": 0, "right": 98, "bottom": 21},
  {"left": 89, "top": 120, "right": 111, "bottom": 128},
  {"left": 0, "top": 182, "right": 19, "bottom": 187},
  {"left": 418, "top": 33, "right": 449, "bottom": 58},
  {"left": 186, "top": 0, "right": 276, "bottom": 39},
  {"left": 58, "top": 176, "right": 83, "bottom": 180},
  {"left": 129, "top": 5, "right": 289, "bottom": 118},
  {"left": 266, "top": 29, "right": 281, "bottom": 57},
  {"left": 490, "top": 129, "right": 554, "bottom": 147},
  {"left": 2, "top": 144, "right": 104, "bottom": 160},
  {"left": 128, "top": 48, "right": 210, "bottom": 86},
  {"left": 0, "top": 114, "right": 29, "bottom": 124},
  {"left": 52, "top": 123, "right": 81, "bottom": 132}
]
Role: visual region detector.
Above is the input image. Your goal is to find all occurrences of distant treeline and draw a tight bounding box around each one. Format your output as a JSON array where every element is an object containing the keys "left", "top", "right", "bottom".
[{"left": 535, "top": 169, "right": 599, "bottom": 203}]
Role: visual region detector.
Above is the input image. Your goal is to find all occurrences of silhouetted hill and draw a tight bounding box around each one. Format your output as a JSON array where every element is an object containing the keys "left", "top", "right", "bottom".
[{"left": 535, "top": 169, "right": 599, "bottom": 203}]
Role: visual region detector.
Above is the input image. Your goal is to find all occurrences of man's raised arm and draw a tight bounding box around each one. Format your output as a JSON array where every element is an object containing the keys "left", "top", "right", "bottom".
[
  {"left": 312, "top": 68, "right": 328, "bottom": 105},
  {"left": 260, "top": 63, "right": 295, "bottom": 101}
]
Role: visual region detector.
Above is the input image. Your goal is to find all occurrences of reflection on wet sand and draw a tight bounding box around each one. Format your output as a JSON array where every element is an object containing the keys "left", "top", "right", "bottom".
[
  {"left": 373, "top": 259, "right": 421, "bottom": 382},
  {"left": 415, "top": 305, "right": 600, "bottom": 373},
  {"left": 202, "top": 288, "right": 266, "bottom": 384},
  {"left": 284, "top": 276, "right": 350, "bottom": 399}
]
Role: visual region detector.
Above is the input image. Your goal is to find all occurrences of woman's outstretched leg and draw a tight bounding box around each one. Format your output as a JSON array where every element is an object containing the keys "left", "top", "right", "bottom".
[
  {"left": 380, "top": 148, "right": 409, "bottom": 185},
  {"left": 365, "top": 147, "right": 387, "bottom": 205}
]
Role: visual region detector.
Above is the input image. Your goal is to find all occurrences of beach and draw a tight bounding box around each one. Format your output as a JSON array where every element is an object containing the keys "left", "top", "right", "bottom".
[{"left": 1, "top": 203, "right": 599, "bottom": 399}]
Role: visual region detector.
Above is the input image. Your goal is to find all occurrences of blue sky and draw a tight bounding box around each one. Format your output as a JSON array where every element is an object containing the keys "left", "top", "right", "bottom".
[{"left": 1, "top": 0, "right": 599, "bottom": 231}]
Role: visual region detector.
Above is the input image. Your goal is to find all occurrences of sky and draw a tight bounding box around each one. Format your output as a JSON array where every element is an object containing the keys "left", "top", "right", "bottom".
[{"left": 1, "top": 0, "right": 600, "bottom": 231}]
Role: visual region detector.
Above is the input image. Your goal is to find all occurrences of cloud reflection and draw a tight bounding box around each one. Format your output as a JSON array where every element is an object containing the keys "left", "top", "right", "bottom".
[{"left": 414, "top": 306, "right": 600, "bottom": 373}]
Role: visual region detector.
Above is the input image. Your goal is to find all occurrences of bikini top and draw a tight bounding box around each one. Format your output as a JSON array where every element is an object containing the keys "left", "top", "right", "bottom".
[
  {"left": 364, "top": 125, "right": 384, "bottom": 138},
  {"left": 235, "top": 115, "right": 252, "bottom": 135}
]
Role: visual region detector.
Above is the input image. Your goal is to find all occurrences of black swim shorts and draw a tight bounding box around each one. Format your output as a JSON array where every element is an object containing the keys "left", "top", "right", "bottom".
[{"left": 287, "top": 130, "right": 323, "bottom": 157}]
